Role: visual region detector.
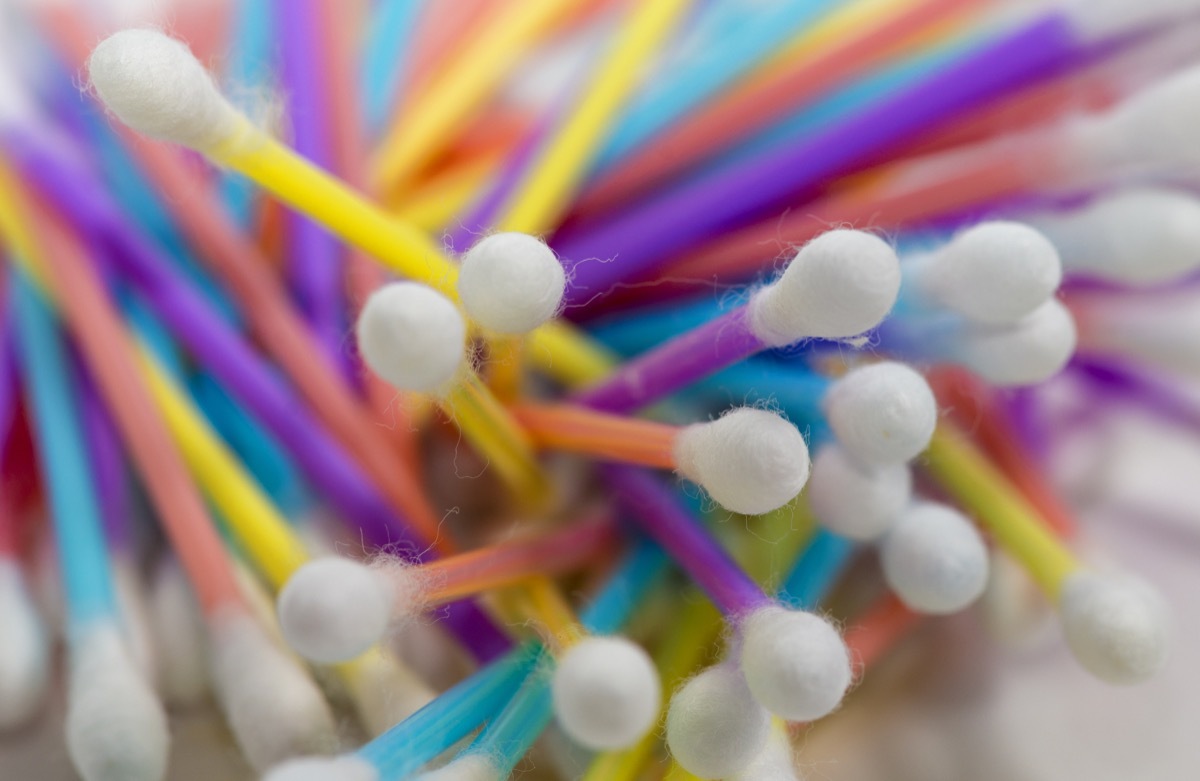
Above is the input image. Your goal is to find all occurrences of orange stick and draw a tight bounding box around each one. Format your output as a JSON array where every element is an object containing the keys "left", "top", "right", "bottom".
[
  {"left": 411, "top": 513, "right": 620, "bottom": 605},
  {"left": 510, "top": 403, "right": 679, "bottom": 469},
  {"left": 39, "top": 9, "right": 451, "bottom": 553},
  {"left": 26, "top": 197, "right": 243, "bottom": 614}
]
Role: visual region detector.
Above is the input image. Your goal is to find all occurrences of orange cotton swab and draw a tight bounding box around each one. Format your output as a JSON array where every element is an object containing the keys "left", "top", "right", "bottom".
[
  {"left": 277, "top": 513, "right": 620, "bottom": 664},
  {"left": 5, "top": 184, "right": 337, "bottom": 771}
]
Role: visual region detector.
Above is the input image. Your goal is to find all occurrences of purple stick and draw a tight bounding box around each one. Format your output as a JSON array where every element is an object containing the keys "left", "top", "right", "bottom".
[
  {"left": 602, "top": 464, "right": 770, "bottom": 616},
  {"left": 276, "top": 0, "right": 353, "bottom": 384},
  {"left": 73, "top": 350, "right": 131, "bottom": 551},
  {"left": 552, "top": 15, "right": 1079, "bottom": 305},
  {"left": 8, "top": 129, "right": 511, "bottom": 662},
  {"left": 574, "top": 307, "right": 764, "bottom": 413}
]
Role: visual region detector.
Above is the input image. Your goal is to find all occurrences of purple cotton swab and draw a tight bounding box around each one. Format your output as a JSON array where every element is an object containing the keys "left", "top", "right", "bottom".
[{"left": 551, "top": 0, "right": 1200, "bottom": 305}]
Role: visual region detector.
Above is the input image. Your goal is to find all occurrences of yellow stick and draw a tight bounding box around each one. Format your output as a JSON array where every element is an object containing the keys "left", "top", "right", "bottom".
[
  {"left": 497, "top": 0, "right": 694, "bottom": 235},
  {"left": 372, "top": 0, "right": 582, "bottom": 188},
  {"left": 923, "top": 423, "right": 1079, "bottom": 600}
]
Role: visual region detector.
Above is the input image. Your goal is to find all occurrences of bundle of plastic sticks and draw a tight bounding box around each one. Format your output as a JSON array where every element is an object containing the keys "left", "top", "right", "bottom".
[{"left": 0, "top": 0, "right": 1196, "bottom": 779}]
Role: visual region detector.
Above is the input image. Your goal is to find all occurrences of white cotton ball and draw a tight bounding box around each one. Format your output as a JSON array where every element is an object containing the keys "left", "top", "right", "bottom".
[
  {"left": 148, "top": 556, "right": 209, "bottom": 706},
  {"left": 458, "top": 232, "right": 566, "bottom": 334},
  {"left": 262, "top": 755, "right": 380, "bottom": 781},
  {"left": 673, "top": 407, "right": 810, "bottom": 515},
  {"left": 415, "top": 754, "right": 502, "bottom": 781},
  {"left": 342, "top": 646, "right": 436, "bottom": 736},
  {"left": 956, "top": 299, "right": 1077, "bottom": 387},
  {"left": 0, "top": 559, "right": 49, "bottom": 729},
  {"left": 87, "top": 29, "right": 241, "bottom": 151},
  {"left": 1090, "top": 63, "right": 1200, "bottom": 172},
  {"left": 908, "top": 222, "right": 1062, "bottom": 325},
  {"left": 277, "top": 557, "right": 396, "bottom": 664},
  {"left": 552, "top": 636, "right": 661, "bottom": 750},
  {"left": 112, "top": 555, "right": 156, "bottom": 682},
  {"left": 209, "top": 609, "right": 337, "bottom": 770},
  {"left": 1064, "top": 0, "right": 1200, "bottom": 42},
  {"left": 356, "top": 282, "right": 467, "bottom": 394},
  {"left": 66, "top": 622, "right": 169, "bottom": 781},
  {"left": 731, "top": 724, "right": 801, "bottom": 781},
  {"left": 1059, "top": 571, "right": 1169, "bottom": 685},
  {"left": 823, "top": 362, "right": 937, "bottom": 466},
  {"left": 749, "top": 229, "right": 900, "bottom": 344},
  {"left": 666, "top": 664, "right": 771, "bottom": 779},
  {"left": 880, "top": 503, "right": 989, "bottom": 614},
  {"left": 1031, "top": 188, "right": 1200, "bottom": 286},
  {"left": 807, "top": 444, "right": 912, "bottom": 541},
  {"left": 739, "top": 606, "right": 852, "bottom": 722}
]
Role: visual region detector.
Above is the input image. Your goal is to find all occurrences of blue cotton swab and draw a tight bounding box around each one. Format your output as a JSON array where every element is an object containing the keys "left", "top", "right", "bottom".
[{"left": 11, "top": 269, "right": 169, "bottom": 781}]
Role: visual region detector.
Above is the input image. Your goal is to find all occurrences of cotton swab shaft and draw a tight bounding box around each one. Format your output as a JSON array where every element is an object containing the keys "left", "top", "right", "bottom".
[{"left": 510, "top": 403, "right": 679, "bottom": 469}]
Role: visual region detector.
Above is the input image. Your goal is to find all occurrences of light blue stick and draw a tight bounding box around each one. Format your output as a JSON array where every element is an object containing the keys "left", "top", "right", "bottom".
[
  {"left": 362, "top": 0, "right": 427, "bottom": 135},
  {"left": 10, "top": 270, "right": 117, "bottom": 626}
]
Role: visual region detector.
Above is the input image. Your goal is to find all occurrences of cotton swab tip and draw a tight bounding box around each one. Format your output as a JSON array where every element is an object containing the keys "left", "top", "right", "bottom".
[
  {"left": 209, "top": 610, "right": 337, "bottom": 770},
  {"left": 914, "top": 222, "right": 1062, "bottom": 325},
  {"left": 551, "top": 635, "right": 661, "bottom": 751},
  {"left": 739, "top": 606, "right": 852, "bottom": 722},
  {"left": 416, "top": 754, "right": 502, "bottom": 781},
  {"left": 673, "top": 407, "right": 810, "bottom": 515},
  {"left": 749, "top": 229, "right": 900, "bottom": 344},
  {"left": 0, "top": 560, "right": 49, "bottom": 729},
  {"left": 263, "top": 755, "right": 380, "bottom": 781},
  {"left": 357, "top": 282, "right": 467, "bottom": 394},
  {"left": 458, "top": 233, "right": 566, "bottom": 334},
  {"left": 823, "top": 362, "right": 937, "bottom": 466},
  {"left": 87, "top": 29, "right": 240, "bottom": 151},
  {"left": 957, "top": 299, "right": 1077, "bottom": 386},
  {"left": 1059, "top": 571, "right": 1170, "bottom": 685},
  {"left": 277, "top": 557, "right": 395, "bottom": 664},
  {"left": 65, "top": 623, "right": 169, "bottom": 781},
  {"left": 880, "top": 503, "right": 989, "bottom": 614},
  {"left": 666, "top": 664, "right": 771, "bottom": 779},
  {"left": 807, "top": 445, "right": 912, "bottom": 541}
]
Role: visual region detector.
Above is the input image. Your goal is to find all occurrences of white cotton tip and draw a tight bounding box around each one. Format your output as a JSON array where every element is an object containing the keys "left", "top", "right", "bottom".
[
  {"left": 277, "top": 557, "right": 396, "bottom": 665},
  {"left": 823, "top": 362, "right": 937, "bottom": 467},
  {"left": 673, "top": 407, "right": 810, "bottom": 515},
  {"left": 666, "top": 664, "right": 771, "bottom": 779},
  {"left": 1029, "top": 188, "right": 1200, "bottom": 286},
  {"left": 749, "top": 229, "right": 901, "bottom": 344},
  {"left": 415, "top": 754, "right": 502, "bottom": 781},
  {"left": 732, "top": 723, "right": 800, "bottom": 781},
  {"left": 356, "top": 282, "right": 468, "bottom": 394},
  {"left": 343, "top": 645, "right": 436, "bottom": 736},
  {"left": 113, "top": 556, "right": 156, "bottom": 682},
  {"left": 0, "top": 55, "right": 37, "bottom": 128},
  {"left": 87, "top": 29, "right": 241, "bottom": 151},
  {"left": 209, "top": 610, "right": 337, "bottom": 770},
  {"left": 955, "top": 299, "right": 1077, "bottom": 387},
  {"left": 0, "top": 559, "right": 49, "bottom": 729},
  {"left": 148, "top": 556, "right": 209, "bottom": 706},
  {"left": 1065, "top": 0, "right": 1200, "bottom": 42},
  {"left": 66, "top": 623, "right": 169, "bottom": 781},
  {"left": 880, "top": 503, "right": 989, "bottom": 615},
  {"left": 739, "top": 606, "right": 852, "bottom": 722},
  {"left": 807, "top": 444, "right": 912, "bottom": 541},
  {"left": 262, "top": 754, "right": 380, "bottom": 781},
  {"left": 1088, "top": 64, "right": 1200, "bottom": 172},
  {"left": 552, "top": 635, "right": 661, "bottom": 751},
  {"left": 907, "top": 222, "right": 1062, "bottom": 325},
  {"left": 1059, "top": 571, "right": 1170, "bottom": 685},
  {"left": 458, "top": 232, "right": 566, "bottom": 334}
]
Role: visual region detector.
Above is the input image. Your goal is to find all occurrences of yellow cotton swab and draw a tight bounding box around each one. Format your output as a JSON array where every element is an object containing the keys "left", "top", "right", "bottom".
[
  {"left": 86, "top": 28, "right": 614, "bottom": 388},
  {"left": 372, "top": 0, "right": 583, "bottom": 189},
  {"left": 495, "top": 0, "right": 694, "bottom": 235}
]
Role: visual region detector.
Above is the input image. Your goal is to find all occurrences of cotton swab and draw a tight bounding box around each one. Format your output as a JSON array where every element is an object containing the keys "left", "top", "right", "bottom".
[
  {"left": 511, "top": 403, "right": 811, "bottom": 515},
  {"left": 1025, "top": 187, "right": 1200, "bottom": 286},
  {"left": 807, "top": 443, "right": 913, "bottom": 541},
  {"left": 277, "top": 515, "right": 618, "bottom": 664},
  {"left": 10, "top": 269, "right": 169, "bottom": 781},
  {"left": 878, "top": 501, "right": 990, "bottom": 614},
  {"left": 147, "top": 555, "right": 209, "bottom": 706},
  {"left": 898, "top": 221, "right": 1063, "bottom": 324},
  {"left": 925, "top": 423, "right": 1170, "bottom": 684},
  {"left": 356, "top": 281, "right": 550, "bottom": 503},
  {"left": 555, "top": 1, "right": 1200, "bottom": 305},
  {"left": 573, "top": 229, "right": 902, "bottom": 413},
  {"left": 0, "top": 548, "right": 49, "bottom": 729},
  {"left": 0, "top": 179, "right": 338, "bottom": 770},
  {"left": 85, "top": 28, "right": 613, "bottom": 389}
]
